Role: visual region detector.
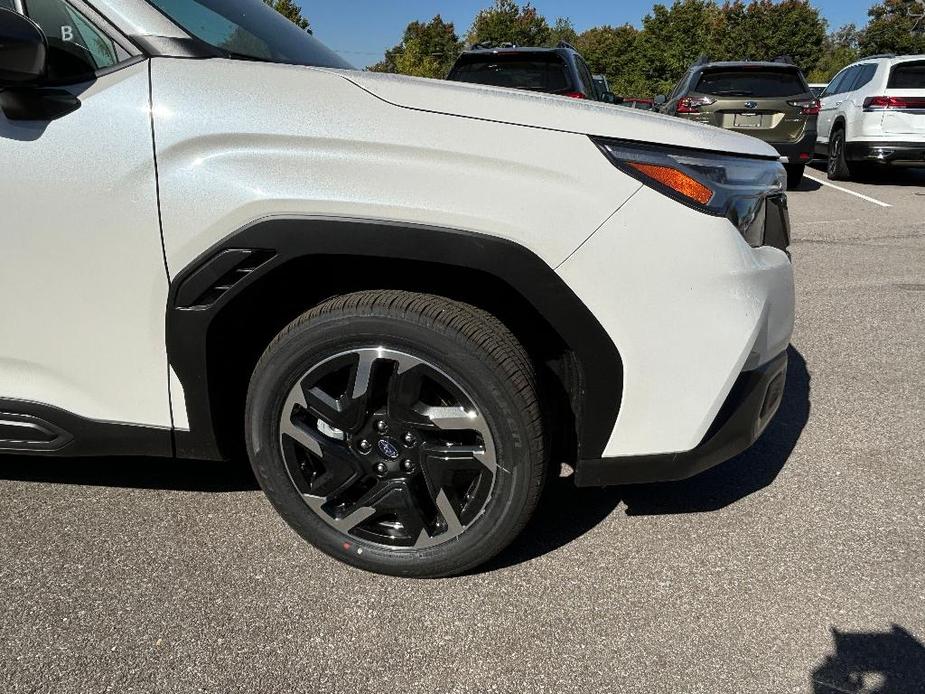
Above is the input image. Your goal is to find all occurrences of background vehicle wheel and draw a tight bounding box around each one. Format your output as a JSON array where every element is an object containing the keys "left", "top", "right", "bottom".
[
  {"left": 827, "top": 128, "right": 853, "bottom": 181},
  {"left": 245, "top": 291, "right": 547, "bottom": 578},
  {"left": 784, "top": 164, "right": 805, "bottom": 189}
]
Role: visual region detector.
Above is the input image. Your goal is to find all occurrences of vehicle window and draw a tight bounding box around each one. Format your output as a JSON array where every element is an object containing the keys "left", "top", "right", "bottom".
[
  {"left": 0, "top": 0, "right": 15, "bottom": 10},
  {"left": 575, "top": 57, "right": 597, "bottom": 98},
  {"left": 23, "top": 0, "right": 122, "bottom": 80},
  {"left": 821, "top": 70, "right": 848, "bottom": 98},
  {"left": 694, "top": 68, "right": 808, "bottom": 97},
  {"left": 847, "top": 64, "right": 877, "bottom": 92},
  {"left": 889, "top": 61, "right": 925, "bottom": 89},
  {"left": 147, "top": 0, "right": 352, "bottom": 69},
  {"left": 449, "top": 55, "right": 571, "bottom": 93},
  {"left": 834, "top": 66, "right": 861, "bottom": 96}
]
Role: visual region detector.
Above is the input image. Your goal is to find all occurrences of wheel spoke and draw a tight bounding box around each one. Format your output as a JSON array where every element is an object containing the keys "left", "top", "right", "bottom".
[
  {"left": 280, "top": 411, "right": 365, "bottom": 500},
  {"left": 386, "top": 365, "right": 433, "bottom": 428},
  {"left": 348, "top": 480, "right": 431, "bottom": 544},
  {"left": 299, "top": 350, "right": 379, "bottom": 433}
]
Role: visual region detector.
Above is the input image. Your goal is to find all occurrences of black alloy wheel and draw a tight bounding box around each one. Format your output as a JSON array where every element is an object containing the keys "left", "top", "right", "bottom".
[{"left": 246, "top": 291, "right": 546, "bottom": 577}]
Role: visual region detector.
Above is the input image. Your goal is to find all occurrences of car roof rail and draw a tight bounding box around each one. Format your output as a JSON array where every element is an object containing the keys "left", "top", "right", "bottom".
[
  {"left": 772, "top": 55, "right": 795, "bottom": 65},
  {"left": 860, "top": 53, "right": 896, "bottom": 60},
  {"left": 469, "top": 41, "right": 496, "bottom": 51},
  {"left": 557, "top": 40, "right": 579, "bottom": 52}
]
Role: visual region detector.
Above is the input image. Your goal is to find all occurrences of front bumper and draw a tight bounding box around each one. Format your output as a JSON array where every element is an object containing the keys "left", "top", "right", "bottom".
[
  {"left": 574, "top": 351, "right": 788, "bottom": 486},
  {"left": 846, "top": 141, "right": 925, "bottom": 165},
  {"left": 557, "top": 185, "right": 795, "bottom": 460},
  {"left": 772, "top": 129, "right": 817, "bottom": 164}
]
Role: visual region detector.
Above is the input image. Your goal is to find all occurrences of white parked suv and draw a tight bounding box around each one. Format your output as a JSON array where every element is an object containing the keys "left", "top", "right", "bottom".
[
  {"left": 0, "top": 0, "right": 795, "bottom": 577},
  {"left": 817, "top": 54, "right": 925, "bottom": 179}
]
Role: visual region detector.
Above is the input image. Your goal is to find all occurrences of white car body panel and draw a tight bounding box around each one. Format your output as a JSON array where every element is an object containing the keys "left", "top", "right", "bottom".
[
  {"left": 0, "top": 0, "right": 795, "bottom": 471},
  {"left": 559, "top": 187, "right": 794, "bottom": 457},
  {"left": 336, "top": 70, "right": 779, "bottom": 159},
  {"left": 150, "top": 59, "right": 643, "bottom": 273},
  {"left": 0, "top": 62, "right": 172, "bottom": 427}
]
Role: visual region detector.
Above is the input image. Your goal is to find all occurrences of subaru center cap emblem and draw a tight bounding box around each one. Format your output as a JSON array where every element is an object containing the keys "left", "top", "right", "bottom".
[
  {"left": 745, "top": 101, "right": 758, "bottom": 110},
  {"left": 377, "top": 438, "right": 401, "bottom": 460}
]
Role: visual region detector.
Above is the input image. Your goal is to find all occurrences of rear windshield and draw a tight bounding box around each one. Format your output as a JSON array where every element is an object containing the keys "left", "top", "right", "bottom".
[
  {"left": 449, "top": 54, "right": 571, "bottom": 93},
  {"left": 695, "top": 68, "right": 808, "bottom": 97},
  {"left": 889, "top": 61, "right": 925, "bottom": 89}
]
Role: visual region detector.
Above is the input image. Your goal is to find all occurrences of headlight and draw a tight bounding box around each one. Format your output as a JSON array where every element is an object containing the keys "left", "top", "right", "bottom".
[{"left": 593, "top": 138, "right": 787, "bottom": 247}]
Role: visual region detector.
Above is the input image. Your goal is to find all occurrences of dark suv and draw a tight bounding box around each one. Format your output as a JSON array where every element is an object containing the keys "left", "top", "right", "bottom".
[
  {"left": 447, "top": 42, "right": 617, "bottom": 103},
  {"left": 657, "top": 59, "right": 819, "bottom": 187}
]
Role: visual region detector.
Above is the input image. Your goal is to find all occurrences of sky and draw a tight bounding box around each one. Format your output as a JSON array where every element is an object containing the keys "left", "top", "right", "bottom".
[{"left": 304, "top": 1, "right": 878, "bottom": 68}]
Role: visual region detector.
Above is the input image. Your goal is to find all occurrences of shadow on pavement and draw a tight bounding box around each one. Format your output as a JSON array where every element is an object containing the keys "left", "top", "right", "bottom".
[
  {"left": 0, "top": 348, "right": 810, "bottom": 570},
  {"left": 0, "top": 454, "right": 259, "bottom": 493},
  {"left": 812, "top": 625, "right": 925, "bottom": 694},
  {"left": 809, "top": 162, "right": 925, "bottom": 188},
  {"left": 793, "top": 176, "right": 823, "bottom": 192},
  {"left": 484, "top": 346, "right": 810, "bottom": 571}
]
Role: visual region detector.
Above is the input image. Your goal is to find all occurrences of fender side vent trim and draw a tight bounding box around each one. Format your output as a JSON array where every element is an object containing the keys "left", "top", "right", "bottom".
[
  {"left": 176, "top": 249, "right": 276, "bottom": 309},
  {"left": 0, "top": 413, "right": 73, "bottom": 452}
]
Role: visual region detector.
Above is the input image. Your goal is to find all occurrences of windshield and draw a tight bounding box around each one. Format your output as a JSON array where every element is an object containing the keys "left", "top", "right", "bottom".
[
  {"left": 146, "top": 0, "right": 353, "bottom": 69},
  {"left": 449, "top": 54, "right": 572, "bottom": 93},
  {"left": 695, "top": 68, "right": 808, "bottom": 98}
]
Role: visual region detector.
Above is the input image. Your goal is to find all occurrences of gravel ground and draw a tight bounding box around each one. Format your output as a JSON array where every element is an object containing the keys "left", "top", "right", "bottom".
[{"left": 2, "top": 166, "right": 923, "bottom": 694}]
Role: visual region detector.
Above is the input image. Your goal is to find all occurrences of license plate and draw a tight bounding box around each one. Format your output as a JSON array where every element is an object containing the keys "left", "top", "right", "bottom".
[{"left": 734, "top": 113, "right": 762, "bottom": 128}]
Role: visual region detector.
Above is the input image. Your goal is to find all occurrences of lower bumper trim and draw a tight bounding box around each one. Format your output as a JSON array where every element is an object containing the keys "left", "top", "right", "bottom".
[
  {"left": 575, "top": 350, "right": 789, "bottom": 487},
  {"left": 846, "top": 141, "right": 925, "bottom": 165}
]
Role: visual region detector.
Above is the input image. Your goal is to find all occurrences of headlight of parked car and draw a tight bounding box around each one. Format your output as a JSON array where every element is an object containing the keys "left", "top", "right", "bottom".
[{"left": 593, "top": 138, "right": 787, "bottom": 247}]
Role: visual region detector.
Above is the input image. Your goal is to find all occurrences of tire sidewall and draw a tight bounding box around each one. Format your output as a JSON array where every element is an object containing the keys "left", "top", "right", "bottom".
[{"left": 246, "top": 312, "right": 539, "bottom": 577}]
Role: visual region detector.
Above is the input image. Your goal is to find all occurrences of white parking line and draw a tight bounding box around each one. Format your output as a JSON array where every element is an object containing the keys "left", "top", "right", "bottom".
[{"left": 805, "top": 173, "right": 892, "bottom": 208}]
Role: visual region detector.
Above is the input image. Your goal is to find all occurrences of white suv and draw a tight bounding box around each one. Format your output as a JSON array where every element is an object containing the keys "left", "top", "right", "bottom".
[
  {"left": 817, "top": 54, "right": 925, "bottom": 179},
  {"left": 0, "top": 0, "right": 795, "bottom": 577}
]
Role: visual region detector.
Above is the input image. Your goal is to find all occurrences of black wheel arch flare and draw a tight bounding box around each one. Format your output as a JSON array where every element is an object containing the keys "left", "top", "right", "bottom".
[{"left": 166, "top": 217, "right": 624, "bottom": 462}]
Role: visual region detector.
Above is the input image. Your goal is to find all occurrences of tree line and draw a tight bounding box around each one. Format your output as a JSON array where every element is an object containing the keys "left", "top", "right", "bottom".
[{"left": 359, "top": 0, "right": 925, "bottom": 96}]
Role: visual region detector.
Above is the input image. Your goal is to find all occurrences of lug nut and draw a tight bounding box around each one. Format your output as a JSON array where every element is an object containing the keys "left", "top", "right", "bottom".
[
  {"left": 358, "top": 439, "right": 372, "bottom": 453},
  {"left": 401, "top": 459, "right": 415, "bottom": 473},
  {"left": 402, "top": 432, "right": 416, "bottom": 447},
  {"left": 374, "top": 462, "right": 388, "bottom": 476},
  {"left": 376, "top": 420, "right": 389, "bottom": 434}
]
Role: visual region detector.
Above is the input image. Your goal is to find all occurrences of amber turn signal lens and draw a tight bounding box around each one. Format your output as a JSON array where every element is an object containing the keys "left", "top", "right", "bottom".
[{"left": 627, "top": 162, "right": 714, "bottom": 206}]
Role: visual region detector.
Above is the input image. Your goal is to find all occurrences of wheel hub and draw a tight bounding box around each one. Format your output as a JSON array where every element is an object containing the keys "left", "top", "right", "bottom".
[{"left": 278, "top": 347, "right": 498, "bottom": 549}]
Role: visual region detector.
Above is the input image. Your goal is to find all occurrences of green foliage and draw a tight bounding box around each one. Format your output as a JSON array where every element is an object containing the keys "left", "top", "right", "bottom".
[
  {"left": 634, "top": 0, "right": 721, "bottom": 96},
  {"left": 807, "top": 24, "right": 862, "bottom": 82},
  {"left": 368, "top": 16, "right": 463, "bottom": 79},
  {"left": 466, "top": 0, "right": 551, "bottom": 47},
  {"left": 370, "top": 0, "right": 925, "bottom": 96},
  {"left": 265, "top": 0, "right": 310, "bottom": 33},
  {"left": 548, "top": 17, "right": 579, "bottom": 46},
  {"left": 713, "top": 1, "right": 827, "bottom": 70},
  {"left": 575, "top": 25, "right": 647, "bottom": 96},
  {"left": 859, "top": 0, "right": 925, "bottom": 56}
]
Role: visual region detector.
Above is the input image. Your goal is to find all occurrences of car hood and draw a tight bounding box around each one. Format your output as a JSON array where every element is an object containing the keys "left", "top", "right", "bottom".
[{"left": 330, "top": 70, "right": 779, "bottom": 159}]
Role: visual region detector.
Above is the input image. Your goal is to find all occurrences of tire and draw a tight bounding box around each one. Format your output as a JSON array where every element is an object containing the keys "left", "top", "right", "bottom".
[
  {"left": 245, "top": 291, "right": 547, "bottom": 578},
  {"left": 784, "top": 164, "right": 805, "bottom": 189},
  {"left": 827, "top": 127, "right": 853, "bottom": 181}
]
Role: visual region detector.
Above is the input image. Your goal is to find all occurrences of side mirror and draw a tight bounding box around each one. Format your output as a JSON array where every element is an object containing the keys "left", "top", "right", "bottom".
[
  {"left": 0, "top": 9, "right": 47, "bottom": 87},
  {"left": 654, "top": 95, "right": 667, "bottom": 106}
]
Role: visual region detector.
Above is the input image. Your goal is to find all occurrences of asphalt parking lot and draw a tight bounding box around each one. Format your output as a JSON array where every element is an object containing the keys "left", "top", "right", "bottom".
[{"left": 2, "top": 166, "right": 924, "bottom": 694}]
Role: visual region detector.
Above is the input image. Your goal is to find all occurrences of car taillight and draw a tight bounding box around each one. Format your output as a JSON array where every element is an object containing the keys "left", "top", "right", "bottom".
[
  {"left": 676, "top": 96, "right": 715, "bottom": 114},
  {"left": 863, "top": 96, "right": 925, "bottom": 111},
  {"left": 563, "top": 91, "right": 587, "bottom": 100},
  {"left": 787, "top": 98, "right": 820, "bottom": 115}
]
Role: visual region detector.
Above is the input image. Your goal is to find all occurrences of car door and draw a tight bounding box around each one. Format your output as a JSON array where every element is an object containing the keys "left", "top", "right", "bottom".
[
  {"left": 818, "top": 66, "right": 857, "bottom": 142},
  {"left": 0, "top": 0, "right": 172, "bottom": 444}
]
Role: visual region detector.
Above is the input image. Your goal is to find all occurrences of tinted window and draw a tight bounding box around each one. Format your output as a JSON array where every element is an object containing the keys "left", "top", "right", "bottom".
[
  {"left": 449, "top": 54, "right": 571, "bottom": 93},
  {"left": 824, "top": 66, "right": 859, "bottom": 97},
  {"left": 889, "top": 61, "right": 925, "bottom": 89},
  {"left": 695, "top": 68, "right": 808, "bottom": 97},
  {"left": 575, "top": 57, "right": 597, "bottom": 98},
  {"left": 24, "top": 0, "right": 121, "bottom": 80},
  {"left": 848, "top": 63, "right": 877, "bottom": 92},
  {"left": 147, "top": 0, "right": 352, "bottom": 68}
]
